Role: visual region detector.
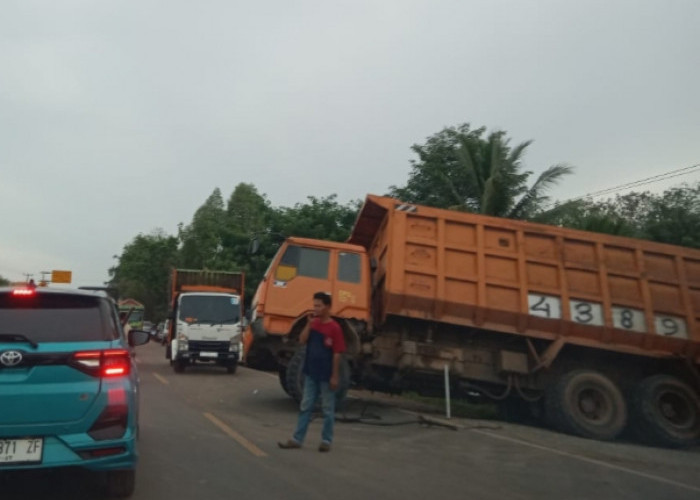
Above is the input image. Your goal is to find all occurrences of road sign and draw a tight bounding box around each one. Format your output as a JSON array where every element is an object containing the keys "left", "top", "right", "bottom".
[{"left": 51, "top": 270, "right": 72, "bottom": 284}]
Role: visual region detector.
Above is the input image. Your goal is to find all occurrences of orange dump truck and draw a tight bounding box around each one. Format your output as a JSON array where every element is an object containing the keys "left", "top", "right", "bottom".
[{"left": 245, "top": 195, "right": 700, "bottom": 446}]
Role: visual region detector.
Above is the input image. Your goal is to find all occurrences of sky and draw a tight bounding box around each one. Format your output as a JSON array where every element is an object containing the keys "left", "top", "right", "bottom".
[{"left": 1, "top": 0, "right": 698, "bottom": 287}]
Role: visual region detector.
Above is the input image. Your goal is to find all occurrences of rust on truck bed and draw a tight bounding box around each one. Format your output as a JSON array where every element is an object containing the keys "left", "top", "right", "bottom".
[{"left": 348, "top": 195, "right": 700, "bottom": 363}]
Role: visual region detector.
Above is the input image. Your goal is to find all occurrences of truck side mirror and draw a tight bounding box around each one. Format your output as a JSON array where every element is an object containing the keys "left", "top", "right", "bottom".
[{"left": 249, "top": 238, "right": 260, "bottom": 255}]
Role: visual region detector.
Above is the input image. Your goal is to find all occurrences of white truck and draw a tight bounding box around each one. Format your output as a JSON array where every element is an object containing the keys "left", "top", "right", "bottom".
[{"left": 166, "top": 269, "right": 244, "bottom": 374}]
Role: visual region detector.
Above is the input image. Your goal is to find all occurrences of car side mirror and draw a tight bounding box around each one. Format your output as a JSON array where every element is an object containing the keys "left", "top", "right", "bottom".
[{"left": 128, "top": 329, "right": 151, "bottom": 347}]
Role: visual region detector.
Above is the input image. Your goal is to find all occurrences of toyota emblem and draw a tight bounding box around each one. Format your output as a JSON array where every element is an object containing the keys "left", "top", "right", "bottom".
[{"left": 0, "top": 350, "right": 23, "bottom": 367}]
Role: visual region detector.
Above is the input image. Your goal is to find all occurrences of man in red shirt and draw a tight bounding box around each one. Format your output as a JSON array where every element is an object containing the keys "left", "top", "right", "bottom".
[{"left": 278, "top": 292, "right": 346, "bottom": 452}]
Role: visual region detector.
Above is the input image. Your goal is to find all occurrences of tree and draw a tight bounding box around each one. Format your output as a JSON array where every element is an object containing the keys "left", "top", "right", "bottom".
[
  {"left": 543, "top": 183, "right": 700, "bottom": 249},
  {"left": 641, "top": 183, "right": 700, "bottom": 248},
  {"left": 390, "top": 124, "right": 573, "bottom": 219},
  {"left": 108, "top": 229, "right": 179, "bottom": 320},
  {"left": 179, "top": 188, "right": 227, "bottom": 269},
  {"left": 221, "top": 183, "right": 276, "bottom": 300},
  {"left": 274, "top": 195, "right": 360, "bottom": 242},
  {"left": 0, "top": 275, "right": 10, "bottom": 286}
]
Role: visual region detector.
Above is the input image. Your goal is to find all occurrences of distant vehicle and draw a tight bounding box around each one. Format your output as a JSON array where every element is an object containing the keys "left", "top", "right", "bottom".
[
  {"left": 245, "top": 194, "right": 700, "bottom": 447},
  {"left": 118, "top": 299, "right": 145, "bottom": 330},
  {"left": 0, "top": 286, "right": 150, "bottom": 497},
  {"left": 166, "top": 269, "right": 244, "bottom": 374},
  {"left": 157, "top": 320, "right": 169, "bottom": 344},
  {"left": 142, "top": 321, "right": 154, "bottom": 332}
]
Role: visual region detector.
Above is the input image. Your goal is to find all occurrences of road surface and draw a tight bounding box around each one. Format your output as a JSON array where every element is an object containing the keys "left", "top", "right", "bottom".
[{"left": 3, "top": 342, "right": 700, "bottom": 499}]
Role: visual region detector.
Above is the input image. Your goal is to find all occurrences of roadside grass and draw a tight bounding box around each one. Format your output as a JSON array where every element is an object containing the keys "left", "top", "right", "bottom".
[{"left": 401, "top": 392, "right": 498, "bottom": 420}]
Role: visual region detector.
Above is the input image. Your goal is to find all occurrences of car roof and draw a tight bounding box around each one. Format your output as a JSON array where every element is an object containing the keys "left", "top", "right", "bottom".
[{"left": 0, "top": 286, "right": 112, "bottom": 300}]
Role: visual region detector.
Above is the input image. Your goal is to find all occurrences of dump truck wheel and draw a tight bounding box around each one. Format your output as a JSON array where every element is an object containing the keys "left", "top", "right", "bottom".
[
  {"left": 226, "top": 360, "right": 238, "bottom": 374},
  {"left": 286, "top": 349, "right": 307, "bottom": 403},
  {"left": 285, "top": 349, "right": 350, "bottom": 407},
  {"left": 630, "top": 374, "right": 700, "bottom": 448},
  {"left": 545, "top": 370, "right": 627, "bottom": 440},
  {"left": 173, "top": 359, "right": 187, "bottom": 374}
]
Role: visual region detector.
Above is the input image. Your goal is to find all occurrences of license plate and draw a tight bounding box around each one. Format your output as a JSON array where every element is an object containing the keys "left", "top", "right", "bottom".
[
  {"left": 200, "top": 352, "right": 218, "bottom": 358},
  {"left": 0, "top": 438, "right": 43, "bottom": 464}
]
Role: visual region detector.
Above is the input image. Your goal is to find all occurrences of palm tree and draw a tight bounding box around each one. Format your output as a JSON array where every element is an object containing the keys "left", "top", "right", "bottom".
[
  {"left": 391, "top": 124, "right": 573, "bottom": 220},
  {"left": 452, "top": 131, "right": 573, "bottom": 219}
]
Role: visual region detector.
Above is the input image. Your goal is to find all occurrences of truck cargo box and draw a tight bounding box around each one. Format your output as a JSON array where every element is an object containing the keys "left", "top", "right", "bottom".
[
  {"left": 349, "top": 195, "right": 700, "bottom": 362},
  {"left": 171, "top": 269, "right": 244, "bottom": 296}
]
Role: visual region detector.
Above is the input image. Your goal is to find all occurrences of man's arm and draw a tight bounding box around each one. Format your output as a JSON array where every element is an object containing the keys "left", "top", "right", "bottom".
[
  {"left": 330, "top": 353, "right": 341, "bottom": 390},
  {"left": 329, "top": 323, "right": 346, "bottom": 390},
  {"left": 298, "top": 314, "right": 313, "bottom": 345}
]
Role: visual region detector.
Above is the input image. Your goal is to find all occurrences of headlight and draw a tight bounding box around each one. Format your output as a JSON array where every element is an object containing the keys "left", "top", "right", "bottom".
[
  {"left": 178, "top": 334, "right": 189, "bottom": 351},
  {"left": 228, "top": 335, "right": 241, "bottom": 352}
]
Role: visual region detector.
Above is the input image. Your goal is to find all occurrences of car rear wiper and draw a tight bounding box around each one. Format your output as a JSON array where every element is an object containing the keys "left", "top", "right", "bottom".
[{"left": 0, "top": 333, "right": 39, "bottom": 348}]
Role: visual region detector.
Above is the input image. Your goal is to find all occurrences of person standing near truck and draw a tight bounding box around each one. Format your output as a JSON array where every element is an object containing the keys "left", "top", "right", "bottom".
[{"left": 278, "top": 292, "right": 346, "bottom": 452}]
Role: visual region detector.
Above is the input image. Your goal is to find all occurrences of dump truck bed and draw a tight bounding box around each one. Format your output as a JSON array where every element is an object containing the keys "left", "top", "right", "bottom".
[{"left": 349, "top": 195, "right": 700, "bottom": 362}]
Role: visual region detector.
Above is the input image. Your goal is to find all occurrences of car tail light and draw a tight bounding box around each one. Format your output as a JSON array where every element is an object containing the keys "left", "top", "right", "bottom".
[
  {"left": 12, "top": 288, "right": 36, "bottom": 297},
  {"left": 71, "top": 349, "right": 131, "bottom": 378}
]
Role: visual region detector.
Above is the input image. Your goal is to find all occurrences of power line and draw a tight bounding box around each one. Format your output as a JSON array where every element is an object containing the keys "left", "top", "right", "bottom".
[{"left": 567, "top": 163, "right": 700, "bottom": 202}]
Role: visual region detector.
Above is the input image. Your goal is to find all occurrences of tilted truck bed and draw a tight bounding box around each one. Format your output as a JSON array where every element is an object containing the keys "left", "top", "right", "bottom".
[{"left": 349, "top": 195, "right": 700, "bottom": 363}]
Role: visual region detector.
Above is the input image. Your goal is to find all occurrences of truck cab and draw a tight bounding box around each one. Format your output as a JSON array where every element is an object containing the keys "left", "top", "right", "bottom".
[
  {"left": 244, "top": 237, "right": 371, "bottom": 370},
  {"left": 168, "top": 270, "right": 244, "bottom": 374}
]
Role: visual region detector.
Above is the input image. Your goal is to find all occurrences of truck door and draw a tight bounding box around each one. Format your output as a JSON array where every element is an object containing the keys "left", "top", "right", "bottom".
[
  {"left": 266, "top": 244, "right": 332, "bottom": 320},
  {"left": 331, "top": 250, "right": 369, "bottom": 321}
]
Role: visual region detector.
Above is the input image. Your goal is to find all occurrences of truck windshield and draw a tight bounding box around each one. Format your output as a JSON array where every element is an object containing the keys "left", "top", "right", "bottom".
[{"left": 179, "top": 295, "right": 240, "bottom": 325}]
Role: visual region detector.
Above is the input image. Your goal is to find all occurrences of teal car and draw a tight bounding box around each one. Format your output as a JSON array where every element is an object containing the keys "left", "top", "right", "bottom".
[{"left": 0, "top": 287, "right": 150, "bottom": 498}]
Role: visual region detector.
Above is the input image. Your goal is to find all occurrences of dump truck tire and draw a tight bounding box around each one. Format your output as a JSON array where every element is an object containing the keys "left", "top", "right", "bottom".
[
  {"left": 545, "top": 369, "right": 627, "bottom": 441},
  {"left": 285, "top": 348, "right": 350, "bottom": 407},
  {"left": 630, "top": 374, "right": 700, "bottom": 448}
]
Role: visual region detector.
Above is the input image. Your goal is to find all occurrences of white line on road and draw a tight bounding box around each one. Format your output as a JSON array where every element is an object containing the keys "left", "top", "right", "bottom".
[
  {"left": 153, "top": 373, "right": 170, "bottom": 386},
  {"left": 203, "top": 412, "right": 268, "bottom": 458},
  {"left": 471, "top": 429, "right": 700, "bottom": 494}
]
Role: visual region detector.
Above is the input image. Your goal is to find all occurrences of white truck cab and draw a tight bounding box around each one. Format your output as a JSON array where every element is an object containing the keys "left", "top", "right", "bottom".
[{"left": 171, "top": 291, "right": 243, "bottom": 374}]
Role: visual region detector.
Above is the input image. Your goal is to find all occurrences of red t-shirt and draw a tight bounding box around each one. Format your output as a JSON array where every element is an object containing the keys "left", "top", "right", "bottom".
[{"left": 310, "top": 318, "right": 346, "bottom": 353}]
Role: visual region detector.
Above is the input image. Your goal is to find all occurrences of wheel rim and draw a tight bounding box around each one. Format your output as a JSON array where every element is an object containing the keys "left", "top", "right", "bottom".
[
  {"left": 575, "top": 387, "right": 612, "bottom": 423},
  {"left": 656, "top": 390, "right": 697, "bottom": 430}
]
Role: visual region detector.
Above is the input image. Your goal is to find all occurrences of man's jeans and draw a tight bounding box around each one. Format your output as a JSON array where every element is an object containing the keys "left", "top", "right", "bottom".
[{"left": 293, "top": 377, "right": 335, "bottom": 444}]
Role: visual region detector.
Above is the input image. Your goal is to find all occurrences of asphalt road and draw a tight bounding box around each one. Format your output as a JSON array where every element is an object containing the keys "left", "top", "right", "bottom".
[{"left": 3, "top": 342, "right": 700, "bottom": 500}]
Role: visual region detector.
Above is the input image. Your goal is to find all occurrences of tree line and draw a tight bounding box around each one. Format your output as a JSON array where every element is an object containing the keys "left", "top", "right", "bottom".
[{"left": 106, "top": 123, "right": 699, "bottom": 321}]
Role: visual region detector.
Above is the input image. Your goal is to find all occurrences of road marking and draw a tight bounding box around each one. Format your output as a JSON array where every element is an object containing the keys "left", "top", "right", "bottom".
[
  {"left": 153, "top": 373, "right": 170, "bottom": 386},
  {"left": 203, "top": 412, "right": 267, "bottom": 458},
  {"left": 471, "top": 429, "right": 700, "bottom": 494}
]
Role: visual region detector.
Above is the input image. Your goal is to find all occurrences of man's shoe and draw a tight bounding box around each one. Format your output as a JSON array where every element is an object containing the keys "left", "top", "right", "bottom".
[
  {"left": 318, "top": 442, "right": 331, "bottom": 452},
  {"left": 278, "top": 439, "right": 302, "bottom": 449}
]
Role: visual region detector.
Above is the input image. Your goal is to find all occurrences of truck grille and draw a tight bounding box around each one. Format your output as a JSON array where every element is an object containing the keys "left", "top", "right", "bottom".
[{"left": 188, "top": 340, "right": 229, "bottom": 353}]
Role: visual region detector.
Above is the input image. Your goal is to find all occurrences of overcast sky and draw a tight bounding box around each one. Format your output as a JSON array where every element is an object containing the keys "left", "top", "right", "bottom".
[{"left": 1, "top": 0, "right": 698, "bottom": 287}]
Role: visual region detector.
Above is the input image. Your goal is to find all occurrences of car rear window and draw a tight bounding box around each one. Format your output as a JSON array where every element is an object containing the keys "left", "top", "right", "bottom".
[{"left": 0, "top": 292, "right": 118, "bottom": 343}]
